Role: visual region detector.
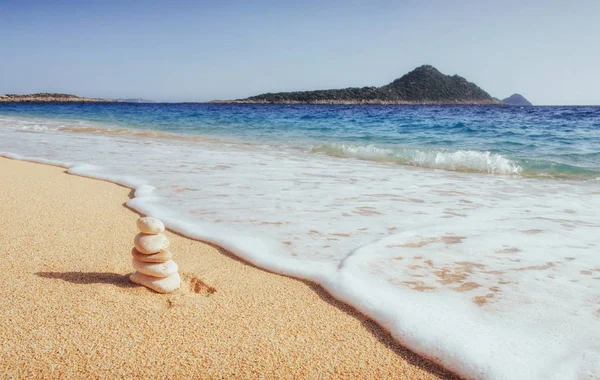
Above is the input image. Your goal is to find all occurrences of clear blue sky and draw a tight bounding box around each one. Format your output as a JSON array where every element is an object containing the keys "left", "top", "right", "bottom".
[{"left": 1, "top": 0, "right": 598, "bottom": 105}]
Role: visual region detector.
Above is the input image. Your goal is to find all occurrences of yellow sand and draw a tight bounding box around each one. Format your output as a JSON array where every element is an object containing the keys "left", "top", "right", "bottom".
[{"left": 0, "top": 158, "right": 456, "bottom": 379}]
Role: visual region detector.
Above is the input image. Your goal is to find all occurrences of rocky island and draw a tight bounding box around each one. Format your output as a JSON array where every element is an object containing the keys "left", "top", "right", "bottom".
[
  {"left": 502, "top": 93, "right": 533, "bottom": 106},
  {"left": 222, "top": 65, "right": 501, "bottom": 105},
  {"left": 113, "top": 98, "right": 155, "bottom": 103},
  {"left": 0, "top": 93, "right": 111, "bottom": 102}
]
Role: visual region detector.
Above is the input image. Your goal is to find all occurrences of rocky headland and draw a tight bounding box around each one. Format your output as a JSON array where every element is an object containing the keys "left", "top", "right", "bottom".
[{"left": 0, "top": 93, "right": 112, "bottom": 102}]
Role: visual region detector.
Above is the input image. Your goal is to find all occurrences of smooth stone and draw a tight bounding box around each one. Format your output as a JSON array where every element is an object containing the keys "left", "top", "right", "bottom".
[
  {"left": 130, "top": 271, "right": 181, "bottom": 294},
  {"left": 131, "top": 248, "right": 173, "bottom": 263},
  {"left": 136, "top": 217, "right": 165, "bottom": 235},
  {"left": 134, "top": 233, "right": 169, "bottom": 254},
  {"left": 132, "top": 258, "right": 178, "bottom": 278}
]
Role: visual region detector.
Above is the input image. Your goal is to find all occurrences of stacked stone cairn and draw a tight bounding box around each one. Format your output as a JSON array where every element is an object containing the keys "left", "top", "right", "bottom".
[{"left": 130, "top": 217, "right": 181, "bottom": 293}]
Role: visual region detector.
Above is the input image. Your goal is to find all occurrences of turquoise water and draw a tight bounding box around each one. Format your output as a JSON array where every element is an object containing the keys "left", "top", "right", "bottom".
[{"left": 0, "top": 103, "right": 599, "bottom": 178}]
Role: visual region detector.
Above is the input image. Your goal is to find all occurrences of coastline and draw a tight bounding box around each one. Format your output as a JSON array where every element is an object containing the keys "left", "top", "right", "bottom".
[
  {"left": 0, "top": 98, "right": 112, "bottom": 103},
  {"left": 0, "top": 157, "right": 456, "bottom": 379}
]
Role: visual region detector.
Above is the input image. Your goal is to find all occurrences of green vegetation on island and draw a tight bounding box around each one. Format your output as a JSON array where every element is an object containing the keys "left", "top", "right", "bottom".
[{"left": 229, "top": 65, "right": 500, "bottom": 105}]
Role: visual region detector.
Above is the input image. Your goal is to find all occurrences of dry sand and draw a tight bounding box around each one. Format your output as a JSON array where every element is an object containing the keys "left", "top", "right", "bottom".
[{"left": 0, "top": 158, "right": 456, "bottom": 379}]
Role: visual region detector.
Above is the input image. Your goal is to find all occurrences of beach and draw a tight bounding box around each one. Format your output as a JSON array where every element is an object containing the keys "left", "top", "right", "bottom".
[
  {"left": 1, "top": 104, "right": 598, "bottom": 379},
  {"left": 0, "top": 157, "right": 455, "bottom": 378}
]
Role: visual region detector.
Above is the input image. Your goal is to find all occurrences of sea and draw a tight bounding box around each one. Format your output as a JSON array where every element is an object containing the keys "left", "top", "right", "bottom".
[{"left": 0, "top": 103, "right": 599, "bottom": 379}]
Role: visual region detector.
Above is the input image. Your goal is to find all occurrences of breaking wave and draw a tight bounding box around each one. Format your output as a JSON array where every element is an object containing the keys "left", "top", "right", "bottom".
[{"left": 311, "top": 143, "right": 523, "bottom": 175}]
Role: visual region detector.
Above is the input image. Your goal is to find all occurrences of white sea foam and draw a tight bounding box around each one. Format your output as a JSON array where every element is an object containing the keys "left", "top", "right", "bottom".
[
  {"left": 0, "top": 116, "right": 599, "bottom": 379},
  {"left": 20, "top": 124, "right": 51, "bottom": 131},
  {"left": 311, "top": 143, "right": 523, "bottom": 174}
]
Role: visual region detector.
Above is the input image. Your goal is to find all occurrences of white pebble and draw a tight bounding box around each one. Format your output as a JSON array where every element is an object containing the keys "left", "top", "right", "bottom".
[
  {"left": 136, "top": 217, "right": 165, "bottom": 235},
  {"left": 130, "top": 271, "right": 181, "bottom": 294},
  {"left": 132, "top": 258, "right": 178, "bottom": 278},
  {"left": 134, "top": 233, "right": 169, "bottom": 254}
]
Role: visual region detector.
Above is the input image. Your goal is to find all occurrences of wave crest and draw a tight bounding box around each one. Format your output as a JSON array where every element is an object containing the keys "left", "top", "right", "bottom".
[{"left": 310, "top": 143, "right": 523, "bottom": 175}]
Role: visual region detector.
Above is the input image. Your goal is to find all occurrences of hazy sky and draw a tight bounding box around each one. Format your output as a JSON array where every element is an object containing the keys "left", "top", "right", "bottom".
[{"left": 1, "top": 0, "right": 598, "bottom": 105}]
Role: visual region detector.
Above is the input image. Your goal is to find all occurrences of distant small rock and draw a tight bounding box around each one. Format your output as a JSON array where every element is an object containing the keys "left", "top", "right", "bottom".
[
  {"left": 502, "top": 94, "right": 532, "bottom": 106},
  {"left": 113, "top": 98, "right": 155, "bottom": 103}
]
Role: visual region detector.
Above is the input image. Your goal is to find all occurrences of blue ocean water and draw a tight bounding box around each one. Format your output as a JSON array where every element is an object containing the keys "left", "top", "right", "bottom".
[
  {"left": 1, "top": 103, "right": 599, "bottom": 379},
  {"left": 0, "top": 103, "right": 599, "bottom": 178}
]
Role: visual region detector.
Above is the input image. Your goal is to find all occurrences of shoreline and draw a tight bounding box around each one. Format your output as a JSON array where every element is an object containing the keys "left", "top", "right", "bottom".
[{"left": 0, "top": 157, "right": 457, "bottom": 378}]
